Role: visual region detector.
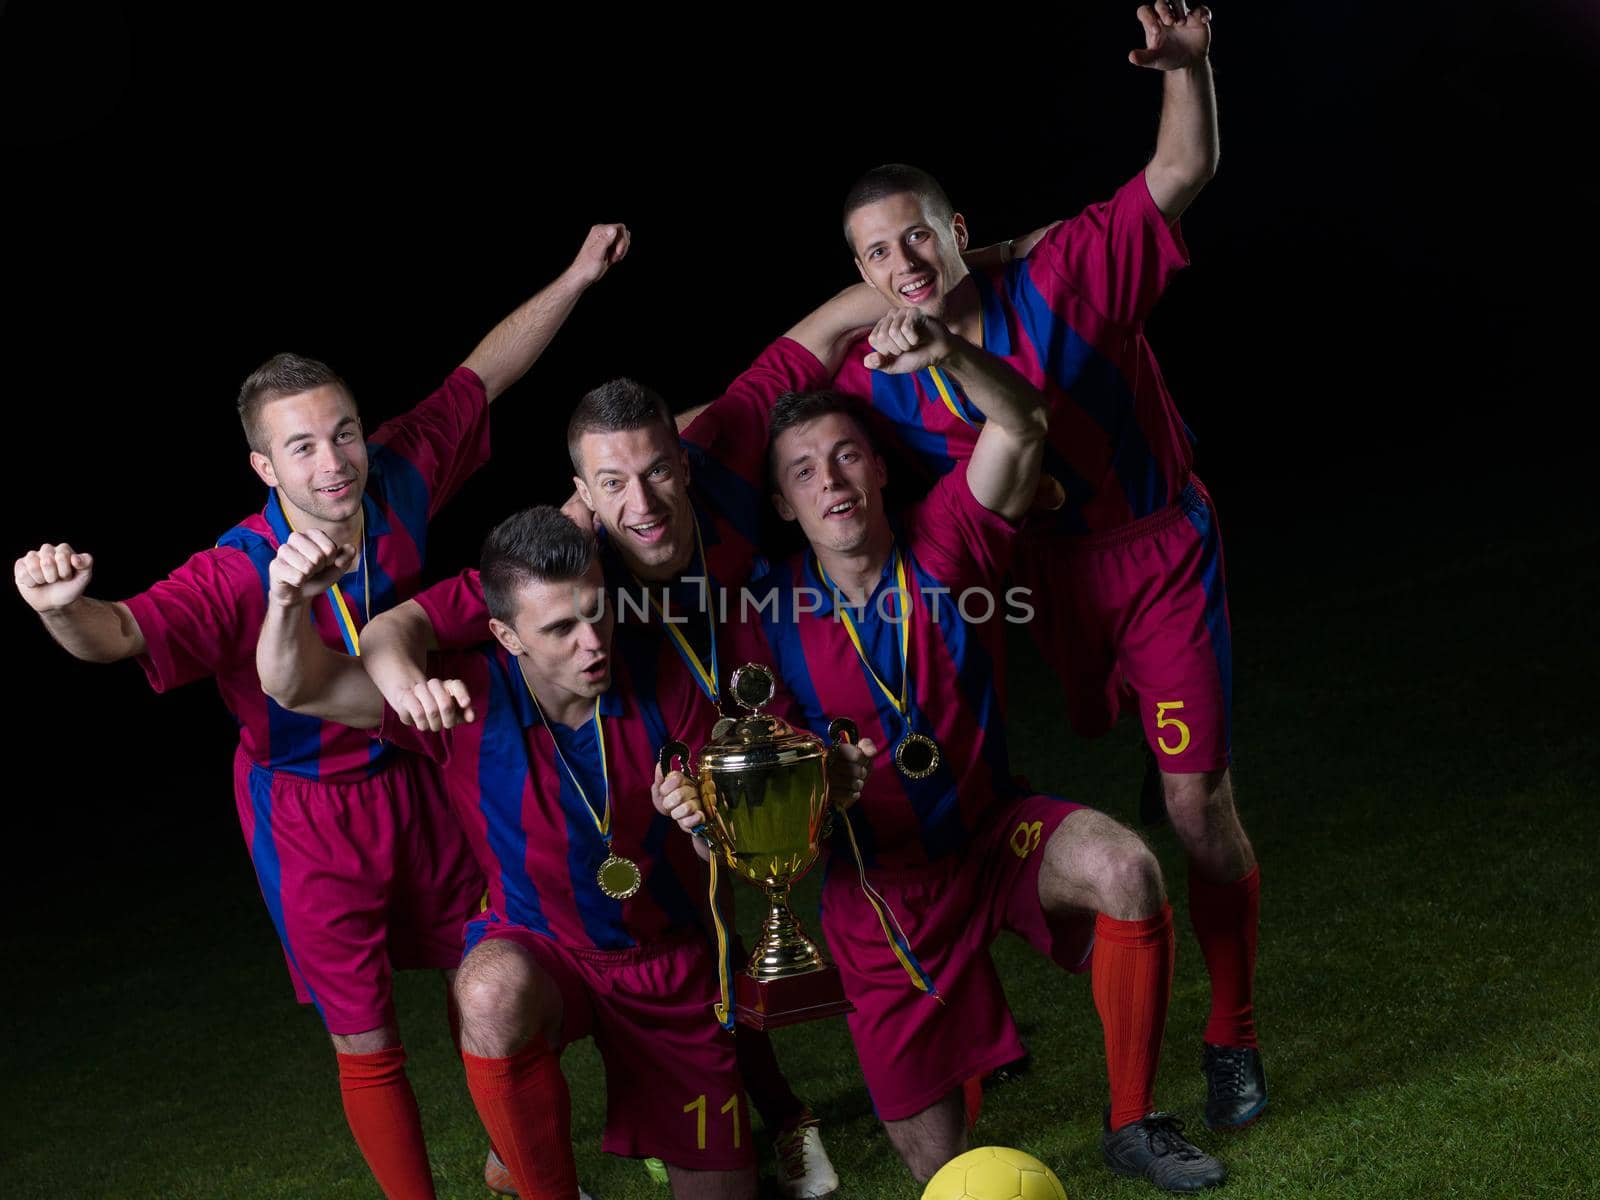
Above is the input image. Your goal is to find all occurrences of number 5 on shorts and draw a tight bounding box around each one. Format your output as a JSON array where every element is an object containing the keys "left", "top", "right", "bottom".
[{"left": 1155, "top": 701, "right": 1191, "bottom": 756}]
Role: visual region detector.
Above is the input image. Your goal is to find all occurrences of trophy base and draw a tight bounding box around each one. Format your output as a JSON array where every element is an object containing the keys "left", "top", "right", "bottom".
[{"left": 732, "top": 967, "right": 855, "bottom": 1030}]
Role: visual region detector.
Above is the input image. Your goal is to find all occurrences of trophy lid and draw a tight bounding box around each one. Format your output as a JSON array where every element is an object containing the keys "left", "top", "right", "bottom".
[{"left": 698, "top": 663, "right": 825, "bottom": 772}]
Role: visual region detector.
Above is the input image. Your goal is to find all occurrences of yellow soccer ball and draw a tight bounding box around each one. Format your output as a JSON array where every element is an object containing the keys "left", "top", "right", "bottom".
[{"left": 921, "top": 1145, "right": 1068, "bottom": 1200}]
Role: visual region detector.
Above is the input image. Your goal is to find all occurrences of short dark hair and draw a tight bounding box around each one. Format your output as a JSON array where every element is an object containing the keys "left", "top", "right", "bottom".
[
  {"left": 237, "top": 352, "right": 351, "bottom": 454},
  {"left": 479, "top": 506, "right": 598, "bottom": 624},
  {"left": 566, "top": 378, "right": 675, "bottom": 474},
  {"left": 841, "top": 163, "right": 955, "bottom": 251},
  {"left": 766, "top": 390, "right": 878, "bottom": 488}
]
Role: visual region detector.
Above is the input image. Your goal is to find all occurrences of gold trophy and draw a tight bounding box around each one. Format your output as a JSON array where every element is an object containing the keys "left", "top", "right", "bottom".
[{"left": 659, "top": 663, "right": 857, "bottom": 1029}]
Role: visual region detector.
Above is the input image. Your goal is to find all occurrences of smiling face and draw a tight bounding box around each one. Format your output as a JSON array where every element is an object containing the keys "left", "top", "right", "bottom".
[
  {"left": 248, "top": 385, "right": 368, "bottom": 529},
  {"left": 770, "top": 410, "right": 889, "bottom": 558},
  {"left": 847, "top": 190, "right": 970, "bottom": 322},
  {"left": 573, "top": 424, "right": 695, "bottom": 580}
]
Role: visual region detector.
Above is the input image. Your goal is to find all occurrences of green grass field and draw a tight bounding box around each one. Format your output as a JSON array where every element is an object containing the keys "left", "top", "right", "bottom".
[{"left": 5, "top": 497, "right": 1597, "bottom": 1199}]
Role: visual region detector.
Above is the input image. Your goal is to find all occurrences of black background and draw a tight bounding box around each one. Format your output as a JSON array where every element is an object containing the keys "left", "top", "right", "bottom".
[{"left": 3, "top": 3, "right": 1595, "bottom": 905}]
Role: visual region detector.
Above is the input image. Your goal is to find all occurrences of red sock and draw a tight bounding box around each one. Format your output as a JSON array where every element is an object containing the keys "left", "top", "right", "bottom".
[
  {"left": 1188, "top": 863, "right": 1260, "bottom": 1049},
  {"left": 336, "top": 1047, "right": 437, "bottom": 1200},
  {"left": 446, "top": 993, "right": 507, "bottom": 1165},
  {"left": 462, "top": 1038, "right": 577, "bottom": 1200},
  {"left": 962, "top": 1075, "right": 984, "bottom": 1131},
  {"left": 1092, "top": 905, "right": 1175, "bottom": 1131}
]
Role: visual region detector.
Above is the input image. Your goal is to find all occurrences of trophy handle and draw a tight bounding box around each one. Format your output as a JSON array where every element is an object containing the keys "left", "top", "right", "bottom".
[
  {"left": 658, "top": 740, "right": 720, "bottom": 850},
  {"left": 827, "top": 718, "right": 858, "bottom": 746}
]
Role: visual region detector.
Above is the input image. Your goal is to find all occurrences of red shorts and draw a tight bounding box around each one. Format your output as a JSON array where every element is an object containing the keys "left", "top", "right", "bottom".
[
  {"left": 233, "top": 747, "right": 484, "bottom": 1035},
  {"left": 466, "top": 920, "right": 754, "bottom": 1172},
  {"left": 1015, "top": 478, "right": 1233, "bottom": 773},
  {"left": 820, "top": 794, "right": 1095, "bottom": 1121}
]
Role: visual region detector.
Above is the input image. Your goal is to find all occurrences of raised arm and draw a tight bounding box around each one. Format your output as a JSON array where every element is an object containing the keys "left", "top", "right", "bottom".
[
  {"left": 15, "top": 543, "right": 146, "bottom": 662},
  {"left": 783, "top": 282, "right": 892, "bottom": 375},
  {"left": 1132, "top": 2, "right": 1218, "bottom": 221},
  {"left": 864, "top": 310, "right": 1048, "bottom": 521},
  {"left": 256, "top": 531, "right": 386, "bottom": 727},
  {"left": 462, "top": 223, "right": 631, "bottom": 402}
]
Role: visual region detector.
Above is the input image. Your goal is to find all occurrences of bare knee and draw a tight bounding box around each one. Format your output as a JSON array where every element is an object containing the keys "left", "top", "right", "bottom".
[
  {"left": 1089, "top": 838, "right": 1165, "bottom": 921},
  {"left": 1163, "top": 768, "right": 1255, "bottom": 880},
  {"left": 453, "top": 940, "right": 560, "bottom": 1057},
  {"left": 330, "top": 1023, "right": 401, "bottom": 1056},
  {"left": 1041, "top": 811, "right": 1166, "bottom": 922}
]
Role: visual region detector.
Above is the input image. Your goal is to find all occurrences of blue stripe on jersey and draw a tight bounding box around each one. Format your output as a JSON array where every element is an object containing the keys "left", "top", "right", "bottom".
[
  {"left": 222, "top": 525, "right": 340, "bottom": 780},
  {"left": 604, "top": 635, "right": 702, "bottom": 932},
  {"left": 549, "top": 716, "right": 635, "bottom": 950},
  {"left": 479, "top": 657, "right": 552, "bottom": 938},
  {"left": 755, "top": 567, "right": 883, "bottom": 868},
  {"left": 368, "top": 441, "right": 429, "bottom": 567},
  {"left": 246, "top": 763, "right": 324, "bottom": 1022},
  {"left": 1008, "top": 262, "right": 1165, "bottom": 520},
  {"left": 684, "top": 444, "right": 763, "bottom": 552},
  {"left": 906, "top": 551, "right": 1016, "bottom": 814},
  {"left": 837, "top": 550, "right": 995, "bottom": 864},
  {"left": 973, "top": 270, "right": 1014, "bottom": 357},
  {"left": 868, "top": 370, "right": 960, "bottom": 478},
  {"left": 1182, "top": 486, "right": 1233, "bottom": 749}
]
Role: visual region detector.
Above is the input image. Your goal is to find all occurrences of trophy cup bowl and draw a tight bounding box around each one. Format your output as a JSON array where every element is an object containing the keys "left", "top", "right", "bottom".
[{"left": 659, "top": 663, "right": 857, "bottom": 1028}]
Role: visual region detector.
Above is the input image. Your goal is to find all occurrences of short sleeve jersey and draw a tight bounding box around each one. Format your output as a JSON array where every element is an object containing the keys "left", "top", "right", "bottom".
[
  {"left": 731, "top": 466, "right": 1020, "bottom": 870},
  {"left": 380, "top": 639, "right": 713, "bottom": 950},
  {"left": 121, "top": 368, "right": 491, "bottom": 784},
  {"left": 834, "top": 173, "right": 1193, "bottom": 536}
]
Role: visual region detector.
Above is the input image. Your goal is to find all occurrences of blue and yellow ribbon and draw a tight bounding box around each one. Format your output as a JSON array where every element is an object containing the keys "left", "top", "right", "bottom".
[
  {"left": 839, "top": 810, "right": 942, "bottom": 1002},
  {"left": 816, "top": 550, "right": 911, "bottom": 722},
  {"left": 927, "top": 364, "right": 979, "bottom": 429},
  {"left": 523, "top": 681, "right": 612, "bottom": 844},
  {"left": 706, "top": 847, "right": 737, "bottom": 1031},
  {"left": 641, "top": 513, "right": 720, "bottom": 703},
  {"left": 279, "top": 502, "right": 368, "bottom": 657}
]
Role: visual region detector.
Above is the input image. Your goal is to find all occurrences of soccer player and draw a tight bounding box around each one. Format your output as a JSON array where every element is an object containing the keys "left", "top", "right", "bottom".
[
  {"left": 827, "top": 3, "right": 1267, "bottom": 1131},
  {"left": 356, "top": 295, "right": 887, "bottom": 1200},
  {"left": 718, "top": 307, "right": 1227, "bottom": 1192},
  {"left": 256, "top": 506, "right": 870, "bottom": 1200},
  {"left": 12, "top": 224, "right": 629, "bottom": 1199}
]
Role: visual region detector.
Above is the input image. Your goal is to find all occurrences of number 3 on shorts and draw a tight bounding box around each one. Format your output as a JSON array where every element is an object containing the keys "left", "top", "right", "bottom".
[{"left": 1155, "top": 701, "right": 1191, "bottom": 756}]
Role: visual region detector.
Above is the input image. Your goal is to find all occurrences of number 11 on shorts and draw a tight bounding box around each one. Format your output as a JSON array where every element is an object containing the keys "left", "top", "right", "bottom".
[
  {"left": 683, "top": 1092, "right": 742, "bottom": 1150},
  {"left": 1155, "top": 701, "right": 1191, "bottom": 756}
]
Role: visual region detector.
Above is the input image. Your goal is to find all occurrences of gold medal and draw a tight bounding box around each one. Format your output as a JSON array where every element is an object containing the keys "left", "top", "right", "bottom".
[
  {"left": 893, "top": 731, "right": 941, "bottom": 780},
  {"left": 597, "top": 853, "right": 643, "bottom": 901}
]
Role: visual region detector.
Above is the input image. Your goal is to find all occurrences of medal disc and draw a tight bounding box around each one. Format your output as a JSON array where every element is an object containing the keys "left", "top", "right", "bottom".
[
  {"left": 894, "top": 732, "right": 941, "bottom": 780},
  {"left": 597, "top": 854, "right": 642, "bottom": 900}
]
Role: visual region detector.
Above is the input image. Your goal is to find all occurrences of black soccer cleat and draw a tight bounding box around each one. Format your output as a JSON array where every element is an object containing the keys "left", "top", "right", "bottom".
[
  {"left": 1139, "top": 745, "right": 1169, "bottom": 827},
  {"left": 1202, "top": 1042, "right": 1269, "bottom": 1130},
  {"left": 1102, "top": 1110, "right": 1227, "bottom": 1193}
]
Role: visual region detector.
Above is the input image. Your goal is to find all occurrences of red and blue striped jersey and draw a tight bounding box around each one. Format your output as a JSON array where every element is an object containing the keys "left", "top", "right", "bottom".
[
  {"left": 834, "top": 172, "right": 1194, "bottom": 536},
  {"left": 380, "top": 639, "right": 713, "bottom": 950},
  {"left": 726, "top": 465, "right": 1020, "bottom": 870},
  {"left": 122, "top": 367, "right": 490, "bottom": 784}
]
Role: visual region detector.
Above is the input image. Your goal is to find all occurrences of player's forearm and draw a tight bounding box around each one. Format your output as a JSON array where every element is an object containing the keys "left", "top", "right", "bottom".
[
  {"left": 461, "top": 268, "right": 591, "bottom": 404},
  {"left": 359, "top": 600, "right": 436, "bottom": 703},
  {"left": 257, "top": 600, "right": 383, "bottom": 727},
  {"left": 37, "top": 597, "right": 145, "bottom": 663},
  {"left": 968, "top": 427, "right": 1047, "bottom": 523},
  {"left": 1145, "top": 60, "right": 1218, "bottom": 221},
  {"left": 940, "top": 338, "right": 1049, "bottom": 441},
  {"left": 786, "top": 284, "right": 891, "bottom": 374}
]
